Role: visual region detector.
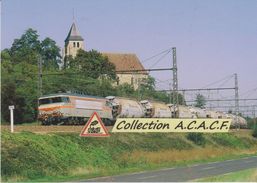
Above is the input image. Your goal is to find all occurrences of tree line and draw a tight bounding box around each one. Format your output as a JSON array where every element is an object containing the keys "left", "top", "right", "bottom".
[{"left": 1, "top": 28, "right": 185, "bottom": 123}]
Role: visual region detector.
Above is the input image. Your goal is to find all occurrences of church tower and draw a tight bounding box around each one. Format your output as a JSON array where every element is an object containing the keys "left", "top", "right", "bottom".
[{"left": 64, "top": 22, "right": 84, "bottom": 58}]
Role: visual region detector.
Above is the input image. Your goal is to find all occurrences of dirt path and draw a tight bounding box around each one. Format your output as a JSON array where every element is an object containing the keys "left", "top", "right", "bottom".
[{"left": 1, "top": 125, "right": 113, "bottom": 134}]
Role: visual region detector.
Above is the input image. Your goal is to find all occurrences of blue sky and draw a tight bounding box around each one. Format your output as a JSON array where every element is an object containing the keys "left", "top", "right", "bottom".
[{"left": 1, "top": 0, "right": 257, "bottom": 112}]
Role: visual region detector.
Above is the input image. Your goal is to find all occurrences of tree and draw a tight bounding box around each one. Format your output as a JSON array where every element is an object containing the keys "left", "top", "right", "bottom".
[
  {"left": 41, "top": 37, "right": 62, "bottom": 69},
  {"left": 1, "top": 51, "right": 16, "bottom": 122},
  {"left": 10, "top": 28, "right": 41, "bottom": 65},
  {"left": 9, "top": 28, "right": 61, "bottom": 68},
  {"left": 194, "top": 94, "right": 206, "bottom": 108},
  {"left": 63, "top": 55, "right": 73, "bottom": 70},
  {"left": 135, "top": 76, "right": 185, "bottom": 104},
  {"left": 68, "top": 49, "right": 116, "bottom": 80},
  {"left": 1, "top": 52, "right": 39, "bottom": 123},
  {"left": 1, "top": 28, "right": 62, "bottom": 123},
  {"left": 139, "top": 76, "right": 155, "bottom": 91},
  {"left": 116, "top": 83, "right": 135, "bottom": 97}
]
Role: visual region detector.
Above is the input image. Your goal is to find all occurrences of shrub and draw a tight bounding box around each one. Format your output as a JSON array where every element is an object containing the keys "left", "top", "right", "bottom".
[
  {"left": 252, "top": 124, "right": 257, "bottom": 138},
  {"left": 186, "top": 133, "right": 206, "bottom": 146}
]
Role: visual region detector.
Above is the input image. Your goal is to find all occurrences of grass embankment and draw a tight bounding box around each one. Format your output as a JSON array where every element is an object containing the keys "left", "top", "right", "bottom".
[
  {"left": 1, "top": 130, "right": 257, "bottom": 182},
  {"left": 196, "top": 168, "right": 257, "bottom": 182}
]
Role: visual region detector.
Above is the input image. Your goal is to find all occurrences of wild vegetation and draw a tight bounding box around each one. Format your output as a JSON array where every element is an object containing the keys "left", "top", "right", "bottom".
[
  {"left": 1, "top": 130, "right": 257, "bottom": 182},
  {"left": 1, "top": 28, "right": 184, "bottom": 124},
  {"left": 194, "top": 94, "right": 206, "bottom": 108}
]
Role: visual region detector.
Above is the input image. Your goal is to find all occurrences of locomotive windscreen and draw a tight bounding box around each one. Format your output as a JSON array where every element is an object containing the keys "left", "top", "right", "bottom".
[{"left": 39, "top": 97, "right": 70, "bottom": 105}]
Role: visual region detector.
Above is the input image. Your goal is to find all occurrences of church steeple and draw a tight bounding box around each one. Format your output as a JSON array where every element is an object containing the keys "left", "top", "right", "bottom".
[
  {"left": 65, "top": 22, "right": 84, "bottom": 42},
  {"left": 64, "top": 22, "right": 84, "bottom": 58}
]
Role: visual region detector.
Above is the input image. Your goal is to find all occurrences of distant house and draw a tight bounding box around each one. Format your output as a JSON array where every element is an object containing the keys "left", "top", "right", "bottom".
[{"left": 64, "top": 22, "right": 148, "bottom": 89}]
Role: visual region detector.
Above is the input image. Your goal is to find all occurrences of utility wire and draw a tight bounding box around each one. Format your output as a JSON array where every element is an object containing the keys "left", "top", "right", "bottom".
[
  {"left": 218, "top": 76, "right": 234, "bottom": 87},
  {"left": 201, "top": 74, "right": 234, "bottom": 89},
  {"left": 148, "top": 50, "right": 171, "bottom": 69},
  {"left": 241, "top": 87, "right": 257, "bottom": 97},
  {"left": 141, "top": 47, "right": 172, "bottom": 63}
]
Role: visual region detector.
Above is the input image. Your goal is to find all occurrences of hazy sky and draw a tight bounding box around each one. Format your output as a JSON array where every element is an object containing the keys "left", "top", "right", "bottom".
[{"left": 1, "top": 0, "right": 257, "bottom": 110}]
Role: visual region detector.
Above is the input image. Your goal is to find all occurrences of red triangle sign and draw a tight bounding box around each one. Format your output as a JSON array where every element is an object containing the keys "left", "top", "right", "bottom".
[{"left": 80, "top": 112, "right": 110, "bottom": 137}]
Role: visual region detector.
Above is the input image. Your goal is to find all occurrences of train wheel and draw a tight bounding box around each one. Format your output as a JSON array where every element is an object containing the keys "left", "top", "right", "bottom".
[{"left": 42, "top": 119, "right": 50, "bottom": 125}]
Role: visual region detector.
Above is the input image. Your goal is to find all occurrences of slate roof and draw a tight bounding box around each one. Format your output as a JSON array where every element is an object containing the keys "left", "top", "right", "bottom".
[{"left": 65, "top": 22, "right": 84, "bottom": 42}]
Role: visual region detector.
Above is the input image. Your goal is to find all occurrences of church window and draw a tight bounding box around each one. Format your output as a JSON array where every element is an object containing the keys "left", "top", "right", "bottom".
[
  {"left": 77, "top": 42, "right": 80, "bottom": 47},
  {"left": 73, "top": 42, "right": 76, "bottom": 47}
]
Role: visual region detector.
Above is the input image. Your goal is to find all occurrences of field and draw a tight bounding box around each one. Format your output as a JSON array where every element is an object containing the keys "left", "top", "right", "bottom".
[{"left": 1, "top": 126, "right": 257, "bottom": 182}]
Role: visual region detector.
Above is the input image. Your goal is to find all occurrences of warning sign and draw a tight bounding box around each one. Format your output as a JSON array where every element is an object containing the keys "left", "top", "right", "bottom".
[{"left": 80, "top": 112, "right": 110, "bottom": 137}]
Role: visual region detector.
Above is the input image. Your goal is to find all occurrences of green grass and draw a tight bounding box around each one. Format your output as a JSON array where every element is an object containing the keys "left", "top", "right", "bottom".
[
  {"left": 196, "top": 168, "right": 257, "bottom": 182},
  {"left": 1, "top": 131, "right": 257, "bottom": 182}
]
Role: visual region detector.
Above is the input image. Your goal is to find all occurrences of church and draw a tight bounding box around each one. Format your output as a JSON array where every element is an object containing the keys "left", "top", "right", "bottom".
[{"left": 63, "top": 22, "right": 148, "bottom": 89}]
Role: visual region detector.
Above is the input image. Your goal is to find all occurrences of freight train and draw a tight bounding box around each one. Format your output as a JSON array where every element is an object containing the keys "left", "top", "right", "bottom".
[{"left": 38, "top": 93, "right": 247, "bottom": 128}]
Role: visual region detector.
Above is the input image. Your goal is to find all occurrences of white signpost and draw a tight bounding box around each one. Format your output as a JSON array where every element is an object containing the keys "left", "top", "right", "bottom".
[{"left": 9, "top": 105, "right": 15, "bottom": 133}]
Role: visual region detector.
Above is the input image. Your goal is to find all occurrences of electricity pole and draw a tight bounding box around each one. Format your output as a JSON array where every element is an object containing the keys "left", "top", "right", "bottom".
[
  {"left": 234, "top": 73, "right": 239, "bottom": 130},
  {"left": 169, "top": 83, "right": 172, "bottom": 104},
  {"left": 172, "top": 47, "right": 179, "bottom": 117},
  {"left": 253, "top": 106, "right": 256, "bottom": 130},
  {"left": 38, "top": 56, "right": 43, "bottom": 97}
]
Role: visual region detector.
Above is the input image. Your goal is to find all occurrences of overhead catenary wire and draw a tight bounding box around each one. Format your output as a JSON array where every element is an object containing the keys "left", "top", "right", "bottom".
[
  {"left": 35, "top": 67, "right": 174, "bottom": 76},
  {"left": 148, "top": 50, "right": 171, "bottom": 69},
  {"left": 185, "top": 98, "right": 257, "bottom": 103},
  {"left": 241, "top": 87, "right": 257, "bottom": 97},
  {"left": 201, "top": 74, "right": 234, "bottom": 89},
  {"left": 141, "top": 47, "right": 172, "bottom": 64}
]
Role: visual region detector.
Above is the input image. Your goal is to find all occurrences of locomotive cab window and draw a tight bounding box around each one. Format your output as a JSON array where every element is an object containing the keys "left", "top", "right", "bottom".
[
  {"left": 61, "top": 97, "right": 70, "bottom": 103},
  {"left": 52, "top": 97, "right": 62, "bottom": 103},
  {"left": 39, "top": 97, "right": 70, "bottom": 105}
]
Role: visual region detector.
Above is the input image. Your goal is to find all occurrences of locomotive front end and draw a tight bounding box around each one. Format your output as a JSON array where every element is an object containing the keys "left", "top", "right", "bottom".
[{"left": 38, "top": 95, "right": 72, "bottom": 125}]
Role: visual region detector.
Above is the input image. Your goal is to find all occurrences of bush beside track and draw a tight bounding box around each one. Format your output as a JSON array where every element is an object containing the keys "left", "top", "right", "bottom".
[{"left": 1, "top": 130, "right": 257, "bottom": 182}]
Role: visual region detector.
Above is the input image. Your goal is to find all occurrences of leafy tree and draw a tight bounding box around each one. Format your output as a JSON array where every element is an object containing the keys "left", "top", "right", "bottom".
[
  {"left": 116, "top": 83, "right": 135, "bottom": 97},
  {"left": 138, "top": 76, "right": 185, "bottom": 104},
  {"left": 10, "top": 28, "right": 41, "bottom": 65},
  {"left": 167, "top": 92, "right": 186, "bottom": 105},
  {"left": 68, "top": 49, "right": 116, "bottom": 80},
  {"left": 1, "top": 54, "right": 38, "bottom": 123},
  {"left": 139, "top": 76, "right": 155, "bottom": 91},
  {"left": 1, "top": 52, "right": 16, "bottom": 122},
  {"left": 63, "top": 55, "right": 73, "bottom": 70},
  {"left": 194, "top": 94, "right": 206, "bottom": 108},
  {"left": 1, "top": 28, "right": 61, "bottom": 123},
  {"left": 9, "top": 28, "right": 61, "bottom": 68},
  {"left": 41, "top": 37, "right": 61, "bottom": 69}
]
